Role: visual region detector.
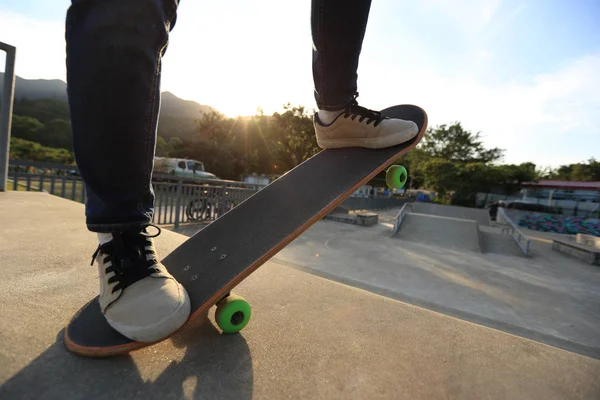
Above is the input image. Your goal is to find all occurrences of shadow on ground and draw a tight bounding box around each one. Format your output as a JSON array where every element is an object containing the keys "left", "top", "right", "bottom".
[{"left": 0, "top": 315, "right": 253, "bottom": 400}]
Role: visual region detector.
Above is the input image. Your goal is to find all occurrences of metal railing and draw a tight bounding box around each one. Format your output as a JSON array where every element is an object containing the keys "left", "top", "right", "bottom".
[
  {"left": 1, "top": 41, "right": 17, "bottom": 192},
  {"left": 8, "top": 168, "right": 265, "bottom": 228},
  {"left": 9, "top": 172, "right": 87, "bottom": 203},
  {"left": 8, "top": 159, "right": 415, "bottom": 228},
  {"left": 392, "top": 202, "right": 414, "bottom": 236},
  {"left": 496, "top": 207, "right": 531, "bottom": 256},
  {"left": 151, "top": 175, "right": 263, "bottom": 226},
  {"left": 8, "top": 159, "right": 78, "bottom": 174}
]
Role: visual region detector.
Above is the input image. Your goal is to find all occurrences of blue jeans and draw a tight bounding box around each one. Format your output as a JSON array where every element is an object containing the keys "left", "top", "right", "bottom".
[{"left": 66, "top": 0, "right": 371, "bottom": 232}]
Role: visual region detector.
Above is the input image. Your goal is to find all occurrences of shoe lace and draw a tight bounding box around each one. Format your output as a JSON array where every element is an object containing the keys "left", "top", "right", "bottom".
[
  {"left": 91, "top": 224, "right": 162, "bottom": 293},
  {"left": 342, "top": 93, "right": 388, "bottom": 127}
]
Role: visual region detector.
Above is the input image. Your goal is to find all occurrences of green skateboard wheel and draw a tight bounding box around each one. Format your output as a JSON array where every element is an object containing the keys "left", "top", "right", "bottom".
[
  {"left": 215, "top": 294, "right": 252, "bottom": 333},
  {"left": 385, "top": 165, "right": 408, "bottom": 189}
]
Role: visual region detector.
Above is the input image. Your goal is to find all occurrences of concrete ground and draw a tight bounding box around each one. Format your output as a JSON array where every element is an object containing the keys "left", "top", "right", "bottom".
[
  {"left": 272, "top": 208, "right": 600, "bottom": 359},
  {"left": 1, "top": 192, "right": 599, "bottom": 399}
]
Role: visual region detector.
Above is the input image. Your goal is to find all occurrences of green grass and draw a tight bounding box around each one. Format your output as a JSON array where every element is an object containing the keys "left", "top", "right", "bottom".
[
  {"left": 9, "top": 180, "right": 37, "bottom": 192},
  {"left": 9, "top": 177, "right": 86, "bottom": 203}
]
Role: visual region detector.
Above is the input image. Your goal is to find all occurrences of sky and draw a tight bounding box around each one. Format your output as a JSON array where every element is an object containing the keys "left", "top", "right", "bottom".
[{"left": 0, "top": 0, "right": 599, "bottom": 168}]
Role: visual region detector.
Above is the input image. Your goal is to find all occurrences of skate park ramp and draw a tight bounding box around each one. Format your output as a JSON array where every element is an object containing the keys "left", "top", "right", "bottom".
[
  {"left": 395, "top": 212, "right": 482, "bottom": 252},
  {"left": 412, "top": 203, "right": 491, "bottom": 226},
  {"left": 1, "top": 192, "right": 600, "bottom": 400},
  {"left": 393, "top": 203, "right": 527, "bottom": 256}
]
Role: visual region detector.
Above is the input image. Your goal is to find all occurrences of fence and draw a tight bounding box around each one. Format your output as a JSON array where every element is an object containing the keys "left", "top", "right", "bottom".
[
  {"left": 8, "top": 160, "right": 415, "bottom": 227},
  {"left": 478, "top": 192, "right": 600, "bottom": 219},
  {"left": 151, "top": 176, "right": 263, "bottom": 226},
  {"left": 9, "top": 171, "right": 87, "bottom": 203},
  {"left": 8, "top": 164, "right": 265, "bottom": 228}
]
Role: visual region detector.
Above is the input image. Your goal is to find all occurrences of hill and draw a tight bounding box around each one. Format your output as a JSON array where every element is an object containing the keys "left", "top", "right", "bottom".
[
  {"left": 157, "top": 91, "right": 220, "bottom": 142},
  {"left": 0, "top": 74, "right": 67, "bottom": 101},
  {"left": 1, "top": 72, "right": 220, "bottom": 144},
  {"left": 0, "top": 72, "right": 217, "bottom": 121}
]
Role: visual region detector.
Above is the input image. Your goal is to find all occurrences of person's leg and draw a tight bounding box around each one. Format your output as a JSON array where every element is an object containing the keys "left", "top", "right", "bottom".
[
  {"left": 66, "top": 0, "right": 178, "bottom": 232},
  {"left": 311, "top": 0, "right": 371, "bottom": 111},
  {"left": 311, "top": 0, "right": 418, "bottom": 149},
  {"left": 66, "top": 0, "right": 190, "bottom": 342}
]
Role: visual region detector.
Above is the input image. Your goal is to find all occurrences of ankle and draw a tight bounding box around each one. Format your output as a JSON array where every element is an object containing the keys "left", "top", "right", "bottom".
[
  {"left": 97, "top": 232, "right": 113, "bottom": 245},
  {"left": 318, "top": 109, "right": 343, "bottom": 125}
]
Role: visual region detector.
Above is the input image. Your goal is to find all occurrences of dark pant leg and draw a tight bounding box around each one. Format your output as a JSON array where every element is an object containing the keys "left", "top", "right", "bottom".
[
  {"left": 65, "top": 0, "right": 179, "bottom": 232},
  {"left": 311, "top": 0, "right": 372, "bottom": 111}
]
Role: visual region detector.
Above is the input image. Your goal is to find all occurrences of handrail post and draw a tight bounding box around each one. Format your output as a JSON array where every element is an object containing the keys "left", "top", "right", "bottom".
[
  {"left": 0, "top": 42, "right": 17, "bottom": 192},
  {"left": 174, "top": 178, "right": 183, "bottom": 228}
]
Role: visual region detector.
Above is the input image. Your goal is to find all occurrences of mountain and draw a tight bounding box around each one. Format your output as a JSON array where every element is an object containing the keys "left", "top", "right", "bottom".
[
  {"left": 0, "top": 72, "right": 218, "bottom": 120},
  {"left": 159, "top": 91, "right": 217, "bottom": 119},
  {"left": 0, "top": 73, "right": 67, "bottom": 101}
]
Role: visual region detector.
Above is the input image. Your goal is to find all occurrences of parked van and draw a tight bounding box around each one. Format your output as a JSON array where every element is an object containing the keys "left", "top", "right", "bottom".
[{"left": 153, "top": 157, "right": 218, "bottom": 179}]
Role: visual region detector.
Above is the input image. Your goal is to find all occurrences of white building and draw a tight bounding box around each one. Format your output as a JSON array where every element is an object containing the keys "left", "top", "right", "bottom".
[{"left": 521, "top": 180, "right": 600, "bottom": 202}]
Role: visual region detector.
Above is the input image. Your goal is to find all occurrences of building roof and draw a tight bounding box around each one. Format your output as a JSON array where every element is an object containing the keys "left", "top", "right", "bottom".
[{"left": 521, "top": 180, "right": 600, "bottom": 190}]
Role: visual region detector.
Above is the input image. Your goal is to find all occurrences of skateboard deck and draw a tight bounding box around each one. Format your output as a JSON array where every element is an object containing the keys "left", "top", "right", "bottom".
[{"left": 64, "top": 104, "right": 427, "bottom": 357}]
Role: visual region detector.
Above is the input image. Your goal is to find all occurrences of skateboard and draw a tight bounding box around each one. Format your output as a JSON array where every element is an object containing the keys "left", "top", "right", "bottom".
[{"left": 64, "top": 104, "right": 427, "bottom": 357}]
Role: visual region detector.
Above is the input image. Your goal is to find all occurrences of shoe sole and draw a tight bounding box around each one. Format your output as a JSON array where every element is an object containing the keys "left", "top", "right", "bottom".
[{"left": 316, "top": 127, "right": 419, "bottom": 149}]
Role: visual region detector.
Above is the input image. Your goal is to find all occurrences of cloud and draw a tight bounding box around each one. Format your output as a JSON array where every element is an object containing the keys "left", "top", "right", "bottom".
[
  {"left": 419, "top": 0, "right": 504, "bottom": 35},
  {"left": 369, "top": 53, "right": 600, "bottom": 167}
]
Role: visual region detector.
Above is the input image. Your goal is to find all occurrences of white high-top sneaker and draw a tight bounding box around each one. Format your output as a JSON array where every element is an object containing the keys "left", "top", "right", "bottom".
[
  {"left": 314, "top": 94, "right": 418, "bottom": 149},
  {"left": 91, "top": 225, "right": 190, "bottom": 342}
]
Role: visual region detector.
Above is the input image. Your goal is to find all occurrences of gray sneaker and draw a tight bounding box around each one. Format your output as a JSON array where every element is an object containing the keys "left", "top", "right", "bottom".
[
  {"left": 91, "top": 225, "right": 190, "bottom": 342},
  {"left": 314, "top": 94, "right": 418, "bottom": 149}
]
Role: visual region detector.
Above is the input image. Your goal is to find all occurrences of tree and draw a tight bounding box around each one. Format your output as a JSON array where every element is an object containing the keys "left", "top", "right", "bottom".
[
  {"left": 571, "top": 159, "right": 600, "bottom": 181},
  {"left": 494, "top": 162, "right": 540, "bottom": 194},
  {"left": 166, "top": 111, "right": 261, "bottom": 179},
  {"left": 12, "top": 98, "right": 70, "bottom": 124},
  {"left": 544, "top": 158, "right": 600, "bottom": 181},
  {"left": 404, "top": 123, "right": 511, "bottom": 205},
  {"left": 421, "top": 159, "right": 512, "bottom": 206},
  {"left": 421, "top": 158, "right": 459, "bottom": 203},
  {"left": 266, "top": 104, "right": 320, "bottom": 170},
  {"left": 155, "top": 136, "right": 168, "bottom": 156},
  {"left": 400, "top": 147, "right": 429, "bottom": 189},
  {"left": 9, "top": 137, "right": 74, "bottom": 164},
  {"left": 10, "top": 115, "right": 44, "bottom": 143},
  {"left": 420, "top": 122, "right": 503, "bottom": 163},
  {"left": 454, "top": 162, "right": 500, "bottom": 205},
  {"left": 155, "top": 136, "right": 183, "bottom": 157},
  {"left": 42, "top": 118, "right": 72, "bottom": 150},
  {"left": 11, "top": 113, "right": 72, "bottom": 150}
]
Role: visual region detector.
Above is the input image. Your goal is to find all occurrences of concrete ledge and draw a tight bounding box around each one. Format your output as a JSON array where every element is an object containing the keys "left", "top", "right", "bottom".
[
  {"left": 324, "top": 212, "right": 378, "bottom": 226},
  {"left": 577, "top": 234, "right": 600, "bottom": 249},
  {"left": 552, "top": 239, "right": 600, "bottom": 266},
  {"left": 330, "top": 206, "right": 349, "bottom": 214}
]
